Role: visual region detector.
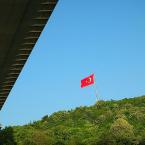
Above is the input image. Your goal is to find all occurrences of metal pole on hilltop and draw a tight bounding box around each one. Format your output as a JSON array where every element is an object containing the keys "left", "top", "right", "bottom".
[{"left": 94, "top": 74, "right": 99, "bottom": 102}]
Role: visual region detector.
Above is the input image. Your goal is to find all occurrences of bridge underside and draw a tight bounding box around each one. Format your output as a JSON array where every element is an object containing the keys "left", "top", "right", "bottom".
[{"left": 0, "top": 0, "right": 58, "bottom": 110}]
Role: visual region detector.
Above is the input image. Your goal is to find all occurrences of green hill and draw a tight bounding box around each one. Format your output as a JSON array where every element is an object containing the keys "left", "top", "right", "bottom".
[{"left": 1, "top": 95, "right": 145, "bottom": 145}]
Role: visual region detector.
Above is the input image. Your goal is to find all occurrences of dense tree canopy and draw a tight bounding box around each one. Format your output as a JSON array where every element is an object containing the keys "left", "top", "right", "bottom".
[{"left": 0, "top": 95, "right": 145, "bottom": 145}]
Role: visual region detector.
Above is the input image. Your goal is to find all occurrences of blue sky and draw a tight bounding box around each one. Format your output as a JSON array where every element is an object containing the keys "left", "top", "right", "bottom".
[{"left": 1, "top": 0, "right": 145, "bottom": 126}]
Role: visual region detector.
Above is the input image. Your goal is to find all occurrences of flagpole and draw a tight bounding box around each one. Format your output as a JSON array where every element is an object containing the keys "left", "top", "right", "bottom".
[{"left": 94, "top": 74, "right": 99, "bottom": 102}]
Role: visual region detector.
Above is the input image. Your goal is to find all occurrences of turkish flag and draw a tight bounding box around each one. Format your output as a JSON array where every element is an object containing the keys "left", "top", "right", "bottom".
[{"left": 81, "top": 74, "right": 94, "bottom": 88}]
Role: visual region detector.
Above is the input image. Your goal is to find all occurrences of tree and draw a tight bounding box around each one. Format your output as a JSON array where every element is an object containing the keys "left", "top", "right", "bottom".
[
  {"left": 22, "top": 130, "right": 54, "bottom": 145},
  {"left": 0, "top": 127, "right": 17, "bottom": 145},
  {"left": 110, "top": 118, "right": 138, "bottom": 145}
]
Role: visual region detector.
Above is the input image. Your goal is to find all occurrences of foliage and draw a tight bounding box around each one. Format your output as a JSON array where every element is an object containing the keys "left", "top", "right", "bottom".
[{"left": 1, "top": 95, "right": 145, "bottom": 145}]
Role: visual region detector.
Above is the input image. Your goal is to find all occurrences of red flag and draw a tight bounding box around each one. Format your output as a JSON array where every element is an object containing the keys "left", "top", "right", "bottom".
[{"left": 81, "top": 74, "right": 94, "bottom": 88}]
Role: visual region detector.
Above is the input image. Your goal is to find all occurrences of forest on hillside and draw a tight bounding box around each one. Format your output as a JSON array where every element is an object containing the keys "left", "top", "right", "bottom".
[{"left": 0, "top": 95, "right": 145, "bottom": 145}]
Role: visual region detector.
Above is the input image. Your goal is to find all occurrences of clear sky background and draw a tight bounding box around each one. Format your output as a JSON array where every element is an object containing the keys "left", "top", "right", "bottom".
[{"left": 1, "top": 0, "right": 145, "bottom": 126}]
